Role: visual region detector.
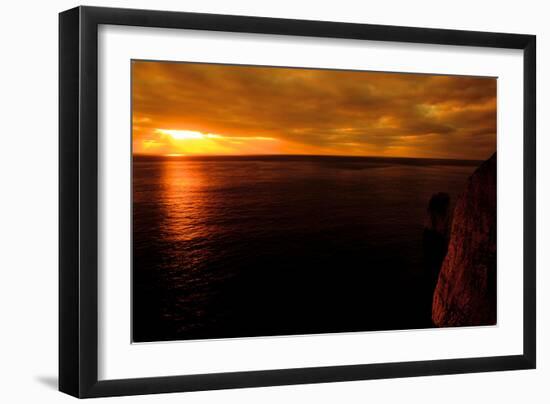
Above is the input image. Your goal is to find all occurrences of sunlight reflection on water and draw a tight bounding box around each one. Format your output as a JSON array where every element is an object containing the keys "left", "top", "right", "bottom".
[{"left": 132, "top": 156, "right": 478, "bottom": 341}]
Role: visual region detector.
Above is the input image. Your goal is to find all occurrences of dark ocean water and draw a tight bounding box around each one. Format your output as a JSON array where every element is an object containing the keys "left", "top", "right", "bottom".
[{"left": 132, "top": 155, "right": 479, "bottom": 342}]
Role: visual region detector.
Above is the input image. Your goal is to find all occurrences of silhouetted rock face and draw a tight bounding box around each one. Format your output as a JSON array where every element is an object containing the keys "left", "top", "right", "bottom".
[
  {"left": 427, "top": 192, "right": 452, "bottom": 235},
  {"left": 423, "top": 192, "right": 451, "bottom": 295},
  {"left": 432, "top": 153, "right": 497, "bottom": 327}
]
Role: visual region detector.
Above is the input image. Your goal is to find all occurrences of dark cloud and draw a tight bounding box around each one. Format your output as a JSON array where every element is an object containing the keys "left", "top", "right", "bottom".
[{"left": 132, "top": 61, "right": 496, "bottom": 159}]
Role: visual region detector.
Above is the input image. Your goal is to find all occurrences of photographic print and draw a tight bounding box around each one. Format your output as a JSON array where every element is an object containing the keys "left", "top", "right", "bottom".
[{"left": 131, "top": 60, "right": 497, "bottom": 343}]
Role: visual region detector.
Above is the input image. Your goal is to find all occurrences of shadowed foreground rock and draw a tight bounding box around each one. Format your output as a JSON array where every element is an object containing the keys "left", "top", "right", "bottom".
[
  {"left": 423, "top": 192, "right": 451, "bottom": 295},
  {"left": 432, "top": 153, "right": 497, "bottom": 327}
]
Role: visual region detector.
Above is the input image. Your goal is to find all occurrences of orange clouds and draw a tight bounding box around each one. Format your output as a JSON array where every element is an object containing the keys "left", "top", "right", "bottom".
[{"left": 132, "top": 60, "right": 496, "bottom": 160}]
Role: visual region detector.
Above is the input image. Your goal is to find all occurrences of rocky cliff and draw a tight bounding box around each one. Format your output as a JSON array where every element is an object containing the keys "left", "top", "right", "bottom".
[
  {"left": 432, "top": 153, "right": 497, "bottom": 327},
  {"left": 423, "top": 192, "right": 452, "bottom": 296}
]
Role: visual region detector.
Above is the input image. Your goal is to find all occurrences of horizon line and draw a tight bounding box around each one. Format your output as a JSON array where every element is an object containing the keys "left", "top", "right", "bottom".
[{"left": 132, "top": 153, "right": 489, "bottom": 162}]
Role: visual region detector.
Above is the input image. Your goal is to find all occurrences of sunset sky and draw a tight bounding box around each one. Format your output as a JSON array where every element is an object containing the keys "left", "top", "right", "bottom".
[{"left": 132, "top": 61, "right": 496, "bottom": 160}]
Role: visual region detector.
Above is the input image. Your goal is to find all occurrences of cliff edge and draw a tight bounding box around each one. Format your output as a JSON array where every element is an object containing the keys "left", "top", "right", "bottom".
[{"left": 432, "top": 153, "right": 497, "bottom": 326}]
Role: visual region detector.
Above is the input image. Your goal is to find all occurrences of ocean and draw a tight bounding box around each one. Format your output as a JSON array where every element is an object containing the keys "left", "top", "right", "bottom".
[{"left": 132, "top": 155, "right": 480, "bottom": 342}]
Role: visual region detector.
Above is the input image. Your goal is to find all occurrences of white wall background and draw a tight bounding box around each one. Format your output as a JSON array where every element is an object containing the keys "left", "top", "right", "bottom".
[{"left": 0, "top": 0, "right": 547, "bottom": 402}]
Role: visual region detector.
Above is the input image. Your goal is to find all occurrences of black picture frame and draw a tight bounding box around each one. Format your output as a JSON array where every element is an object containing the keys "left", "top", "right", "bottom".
[{"left": 59, "top": 6, "right": 536, "bottom": 398}]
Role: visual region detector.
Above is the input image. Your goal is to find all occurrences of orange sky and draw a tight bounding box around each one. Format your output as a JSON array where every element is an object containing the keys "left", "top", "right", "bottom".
[{"left": 132, "top": 61, "right": 496, "bottom": 160}]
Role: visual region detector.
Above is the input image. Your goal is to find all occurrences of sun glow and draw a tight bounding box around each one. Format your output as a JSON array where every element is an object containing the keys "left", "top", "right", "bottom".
[
  {"left": 156, "top": 129, "right": 216, "bottom": 140},
  {"left": 144, "top": 128, "right": 280, "bottom": 156}
]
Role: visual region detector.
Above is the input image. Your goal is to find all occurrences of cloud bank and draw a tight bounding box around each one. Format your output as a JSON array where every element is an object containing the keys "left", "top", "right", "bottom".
[{"left": 132, "top": 61, "right": 496, "bottom": 160}]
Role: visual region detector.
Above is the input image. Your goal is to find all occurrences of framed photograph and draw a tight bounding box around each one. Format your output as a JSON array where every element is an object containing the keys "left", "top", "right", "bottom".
[{"left": 59, "top": 6, "right": 536, "bottom": 398}]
